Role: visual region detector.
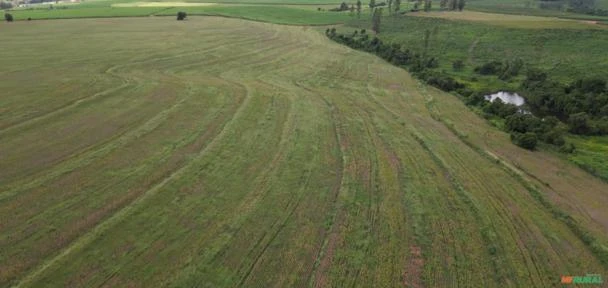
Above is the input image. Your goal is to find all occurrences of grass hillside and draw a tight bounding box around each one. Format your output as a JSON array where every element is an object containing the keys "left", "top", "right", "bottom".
[{"left": 1, "top": 17, "right": 606, "bottom": 287}]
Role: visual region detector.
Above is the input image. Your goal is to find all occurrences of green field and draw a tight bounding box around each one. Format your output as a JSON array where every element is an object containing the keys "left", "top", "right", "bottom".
[
  {"left": 1, "top": 16, "right": 607, "bottom": 287},
  {"left": 5, "top": 4, "right": 356, "bottom": 24},
  {"left": 344, "top": 12, "right": 608, "bottom": 84}
]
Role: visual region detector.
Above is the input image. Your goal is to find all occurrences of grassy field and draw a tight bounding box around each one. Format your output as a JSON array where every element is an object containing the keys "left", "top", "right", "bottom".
[
  {"left": 345, "top": 12, "right": 608, "bottom": 84},
  {"left": 1, "top": 17, "right": 607, "bottom": 287}
]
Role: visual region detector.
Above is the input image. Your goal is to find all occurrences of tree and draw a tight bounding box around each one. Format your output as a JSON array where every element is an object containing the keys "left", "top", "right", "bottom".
[
  {"left": 372, "top": 8, "right": 383, "bottom": 33},
  {"left": 394, "top": 0, "right": 401, "bottom": 12},
  {"left": 425, "top": 0, "right": 432, "bottom": 11},
  {"left": 356, "top": 0, "right": 362, "bottom": 17},
  {"left": 450, "top": 0, "right": 457, "bottom": 10},
  {"left": 350, "top": 4, "right": 355, "bottom": 15},
  {"left": 177, "top": 11, "right": 187, "bottom": 20},
  {"left": 369, "top": 0, "right": 376, "bottom": 8},
  {"left": 457, "top": 0, "right": 465, "bottom": 11},
  {"left": 568, "top": 112, "right": 592, "bottom": 134},
  {"left": 4, "top": 12, "right": 13, "bottom": 22},
  {"left": 440, "top": 0, "right": 448, "bottom": 9},
  {"left": 423, "top": 29, "right": 431, "bottom": 59},
  {"left": 452, "top": 60, "right": 464, "bottom": 71},
  {"left": 388, "top": 0, "right": 393, "bottom": 14}
]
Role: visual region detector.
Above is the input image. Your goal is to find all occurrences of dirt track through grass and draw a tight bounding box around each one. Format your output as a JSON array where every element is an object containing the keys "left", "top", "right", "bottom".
[{"left": 0, "top": 17, "right": 607, "bottom": 287}]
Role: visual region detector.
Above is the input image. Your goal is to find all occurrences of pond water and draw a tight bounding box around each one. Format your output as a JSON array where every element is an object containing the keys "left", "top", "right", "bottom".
[{"left": 484, "top": 91, "right": 526, "bottom": 106}]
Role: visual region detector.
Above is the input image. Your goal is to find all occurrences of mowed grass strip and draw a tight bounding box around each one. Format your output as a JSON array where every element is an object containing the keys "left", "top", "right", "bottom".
[
  {"left": 1, "top": 17, "right": 607, "bottom": 288},
  {"left": 409, "top": 10, "right": 608, "bottom": 29},
  {"left": 157, "top": 5, "right": 352, "bottom": 25}
]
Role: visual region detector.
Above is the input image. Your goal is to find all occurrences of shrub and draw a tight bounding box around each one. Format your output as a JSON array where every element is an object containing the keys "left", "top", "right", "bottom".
[
  {"left": 559, "top": 142, "right": 576, "bottom": 153},
  {"left": 568, "top": 112, "right": 592, "bottom": 134},
  {"left": 511, "top": 132, "right": 538, "bottom": 150},
  {"left": 505, "top": 113, "right": 543, "bottom": 134},
  {"left": 542, "top": 129, "right": 566, "bottom": 146},
  {"left": 330, "top": 2, "right": 350, "bottom": 11},
  {"left": 4, "top": 12, "right": 13, "bottom": 22},
  {"left": 177, "top": 11, "right": 187, "bottom": 20},
  {"left": 474, "top": 61, "right": 503, "bottom": 75},
  {"left": 452, "top": 60, "right": 464, "bottom": 71}
]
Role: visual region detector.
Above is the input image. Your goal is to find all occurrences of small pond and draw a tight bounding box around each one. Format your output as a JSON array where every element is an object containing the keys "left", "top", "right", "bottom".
[{"left": 484, "top": 91, "right": 526, "bottom": 106}]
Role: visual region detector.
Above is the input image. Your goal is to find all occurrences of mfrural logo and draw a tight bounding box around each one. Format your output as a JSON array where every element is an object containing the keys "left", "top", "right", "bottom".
[{"left": 561, "top": 274, "right": 603, "bottom": 285}]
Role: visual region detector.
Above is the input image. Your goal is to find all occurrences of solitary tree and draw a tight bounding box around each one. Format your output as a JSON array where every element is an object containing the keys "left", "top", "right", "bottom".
[
  {"left": 4, "top": 12, "right": 13, "bottom": 22},
  {"left": 439, "top": 0, "right": 448, "bottom": 9},
  {"left": 356, "top": 0, "right": 362, "bottom": 17},
  {"left": 372, "top": 7, "right": 383, "bottom": 33},
  {"left": 394, "top": 0, "right": 401, "bottom": 12},
  {"left": 388, "top": 0, "right": 393, "bottom": 14},
  {"left": 177, "top": 11, "right": 187, "bottom": 20},
  {"left": 423, "top": 29, "right": 431, "bottom": 59},
  {"left": 424, "top": 0, "right": 432, "bottom": 11},
  {"left": 350, "top": 4, "right": 355, "bottom": 15},
  {"left": 457, "top": 0, "right": 465, "bottom": 10}
]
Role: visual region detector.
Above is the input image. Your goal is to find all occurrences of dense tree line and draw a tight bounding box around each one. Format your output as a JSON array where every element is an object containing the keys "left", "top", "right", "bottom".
[
  {"left": 326, "top": 28, "right": 459, "bottom": 90},
  {"left": 0, "top": 1, "right": 13, "bottom": 9},
  {"left": 539, "top": 0, "right": 608, "bottom": 16},
  {"left": 521, "top": 70, "right": 608, "bottom": 135}
]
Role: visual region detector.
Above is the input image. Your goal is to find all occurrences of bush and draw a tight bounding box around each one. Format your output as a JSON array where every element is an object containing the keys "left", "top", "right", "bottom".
[
  {"left": 484, "top": 99, "right": 518, "bottom": 118},
  {"left": 511, "top": 132, "right": 538, "bottom": 150},
  {"left": 542, "top": 129, "right": 566, "bottom": 146},
  {"left": 474, "top": 61, "right": 503, "bottom": 75},
  {"left": 177, "top": 11, "right": 187, "bottom": 20},
  {"left": 505, "top": 113, "right": 543, "bottom": 133},
  {"left": 568, "top": 112, "right": 592, "bottom": 134},
  {"left": 330, "top": 2, "right": 350, "bottom": 11},
  {"left": 452, "top": 60, "right": 464, "bottom": 71},
  {"left": 559, "top": 142, "right": 576, "bottom": 153},
  {"left": 422, "top": 72, "right": 465, "bottom": 92},
  {"left": 4, "top": 13, "right": 13, "bottom": 22}
]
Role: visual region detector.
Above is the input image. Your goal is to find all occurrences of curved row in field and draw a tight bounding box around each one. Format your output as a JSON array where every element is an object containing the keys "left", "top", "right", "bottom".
[{"left": 0, "top": 17, "right": 606, "bottom": 287}]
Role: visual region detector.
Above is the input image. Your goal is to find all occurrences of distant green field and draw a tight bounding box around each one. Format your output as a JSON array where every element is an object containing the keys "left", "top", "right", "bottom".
[
  {"left": 4, "top": 4, "right": 352, "bottom": 24},
  {"left": 468, "top": 0, "right": 608, "bottom": 12},
  {"left": 346, "top": 14, "right": 608, "bottom": 85},
  {"left": 4, "top": 7, "right": 166, "bottom": 19}
]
